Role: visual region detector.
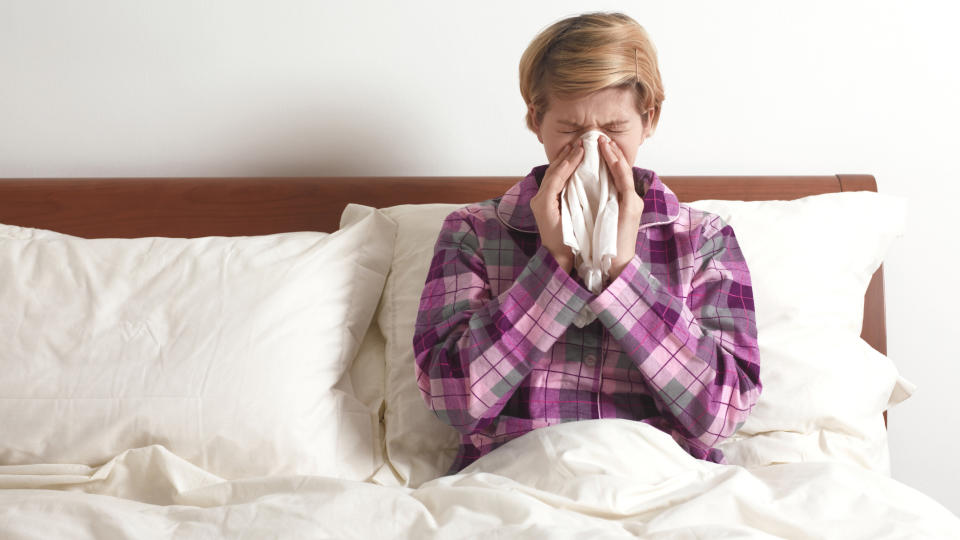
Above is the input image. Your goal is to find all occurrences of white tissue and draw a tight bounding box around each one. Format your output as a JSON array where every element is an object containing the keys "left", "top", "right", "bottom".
[{"left": 560, "top": 130, "right": 620, "bottom": 327}]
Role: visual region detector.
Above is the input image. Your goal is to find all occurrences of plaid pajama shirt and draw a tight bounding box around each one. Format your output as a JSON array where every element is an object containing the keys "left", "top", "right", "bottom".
[{"left": 413, "top": 165, "right": 761, "bottom": 472}]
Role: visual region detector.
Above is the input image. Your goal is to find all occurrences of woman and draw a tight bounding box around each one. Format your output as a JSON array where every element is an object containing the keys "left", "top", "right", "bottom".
[{"left": 413, "top": 12, "right": 761, "bottom": 473}]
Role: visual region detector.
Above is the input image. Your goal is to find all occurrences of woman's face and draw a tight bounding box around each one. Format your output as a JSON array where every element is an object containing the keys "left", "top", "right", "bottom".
[{"left": 530, "top": 85, "right": 653, "bottom": 167}]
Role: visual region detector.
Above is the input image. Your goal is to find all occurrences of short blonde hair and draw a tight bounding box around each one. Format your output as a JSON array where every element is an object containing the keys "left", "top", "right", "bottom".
[{"left": 519, "top": 12, "right": 665, "bottom": 134}]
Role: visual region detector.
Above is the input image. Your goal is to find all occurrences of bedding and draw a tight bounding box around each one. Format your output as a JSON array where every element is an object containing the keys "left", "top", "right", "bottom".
[
  {"left": 690, "top": 194, "right": 916, "bottom": 473},
  {"left": 0, "top": 209, "right": 395, "bottom": 480},
  {"left": 0, "top": 421, "right": 957, "bottom": 538},
  {"left": 0, "top": 174, "right": 957, "bottom": 538}
]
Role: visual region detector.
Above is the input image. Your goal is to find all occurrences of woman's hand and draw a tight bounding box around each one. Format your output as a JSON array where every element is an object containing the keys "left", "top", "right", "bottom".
[
  {"left": 529, "top": 140, "right": 584, "bottom": 273},
  {"left": 599, "top": 135, "right": 644, "bottom": 281}
]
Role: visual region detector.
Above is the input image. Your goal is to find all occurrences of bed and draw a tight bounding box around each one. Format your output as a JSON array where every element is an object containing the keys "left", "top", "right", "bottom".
[{"left": 0, "top": 173, "right": 956, "bottom": 538}]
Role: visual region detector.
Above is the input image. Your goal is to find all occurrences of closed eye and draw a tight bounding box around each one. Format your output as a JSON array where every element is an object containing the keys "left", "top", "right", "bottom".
[{"left": 560, "top": 128, "right": 627, "bottom": 134}]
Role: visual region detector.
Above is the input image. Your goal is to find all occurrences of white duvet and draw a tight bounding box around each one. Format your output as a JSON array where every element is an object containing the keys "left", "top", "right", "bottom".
[{"left": 0, "top": 420, "right": 956, "bottom": 539}]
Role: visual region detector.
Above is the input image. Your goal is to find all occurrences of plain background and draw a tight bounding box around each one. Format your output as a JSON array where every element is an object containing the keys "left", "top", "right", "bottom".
[{"left": 2, "top": 0, "right": 958, "bottom": 515}]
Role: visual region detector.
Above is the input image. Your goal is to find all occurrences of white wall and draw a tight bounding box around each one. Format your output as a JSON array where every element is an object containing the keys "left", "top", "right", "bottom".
[{"left": 2, "top": 0, "right": 958, "bottom": 514}]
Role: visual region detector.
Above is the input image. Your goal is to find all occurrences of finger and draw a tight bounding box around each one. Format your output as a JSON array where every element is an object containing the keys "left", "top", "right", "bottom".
[
  {"left": 604, "top": 139, "right": 644, "bottom": 219},
  {"left": 542, "top": 141, "right": 583, "bottom": 196},
  {"left": 532, "top": 143, "right": 569, "bottom": 201},
  {"left": 599, "top": 137, "right": 634, "bottom": 195}
]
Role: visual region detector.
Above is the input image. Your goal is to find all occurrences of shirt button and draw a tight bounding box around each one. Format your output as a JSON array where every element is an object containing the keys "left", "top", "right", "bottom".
[{"left": 584, "top": 354, "right": 597, "bottom": 367}]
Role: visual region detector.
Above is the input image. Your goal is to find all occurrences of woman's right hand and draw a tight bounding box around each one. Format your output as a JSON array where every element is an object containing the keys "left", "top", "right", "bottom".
[{"left": 529, "top": 139, "right": 584, "bottom": 273}]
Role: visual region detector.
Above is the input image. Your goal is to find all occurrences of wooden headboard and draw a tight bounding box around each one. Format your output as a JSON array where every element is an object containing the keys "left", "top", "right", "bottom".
[{"left": 0, "top": 173, "right": 887, "bottom": 422}]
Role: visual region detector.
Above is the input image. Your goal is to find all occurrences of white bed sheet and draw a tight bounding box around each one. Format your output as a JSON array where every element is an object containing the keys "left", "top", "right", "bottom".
[{"left": 0, "top": 420, "right": 956, "bottom": 539}]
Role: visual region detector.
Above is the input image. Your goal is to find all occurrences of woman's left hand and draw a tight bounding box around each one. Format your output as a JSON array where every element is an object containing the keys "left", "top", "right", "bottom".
[{"left": 599, "top": 135, "right": 644, "bottom": 281}]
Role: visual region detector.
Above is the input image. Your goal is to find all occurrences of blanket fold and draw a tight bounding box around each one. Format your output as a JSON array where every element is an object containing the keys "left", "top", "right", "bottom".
[{"left": 0, "top": 421, "right": 958, "bottom": 538}]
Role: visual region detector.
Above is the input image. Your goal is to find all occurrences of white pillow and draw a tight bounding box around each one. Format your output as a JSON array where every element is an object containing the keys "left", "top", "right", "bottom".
[
  {"left": 0, "top": 209, "right": 396, "bottom": 480},
  {"left": 343, "top": 203, "right": 463, "bottom": 487},
  {"left": 350, "top": 190, "right": 912, "bottom": 486},
  {"left": 690, "top": 193, "right": 913, "bottom": 474}
]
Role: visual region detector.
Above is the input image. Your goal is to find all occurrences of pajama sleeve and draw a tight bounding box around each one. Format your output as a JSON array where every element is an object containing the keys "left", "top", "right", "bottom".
[
  {"left": 587, "top": 214, "right": 762, "bottom": 460},
  {"left": 413, "top": 211, "right": 593, "bottom": 436}
]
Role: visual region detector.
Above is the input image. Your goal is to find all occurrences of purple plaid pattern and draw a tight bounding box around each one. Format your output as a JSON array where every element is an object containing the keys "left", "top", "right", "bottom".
[{"left": 414, "top": 165, "right": 761, "bottom": 472}]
